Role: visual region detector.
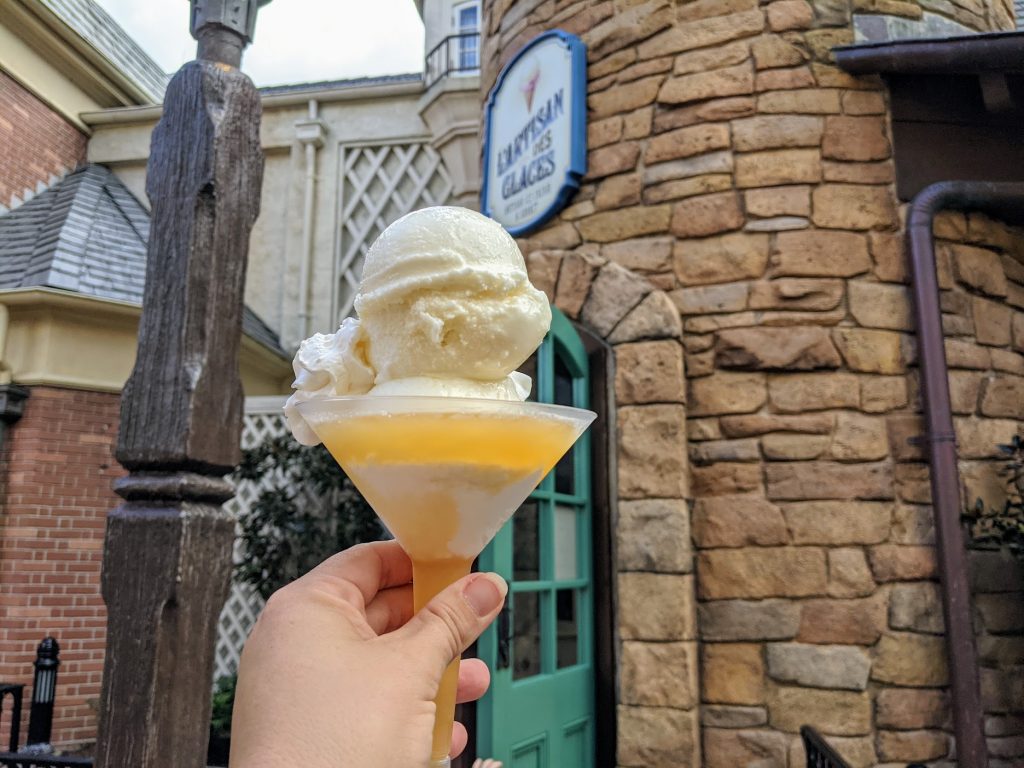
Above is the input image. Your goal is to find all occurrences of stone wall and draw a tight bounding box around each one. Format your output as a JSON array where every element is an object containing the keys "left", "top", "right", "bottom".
[
  {"left": 852, "top": 0, "right": 1017, "bottom": 33},
  {"left": 851, "top": 0, "right": 1016, "bottom": 41},
  {"left": 529, "top": 248, "right": 696, "bottom": 766},
  {"left": 482, "top": 1, "right": 1024, "bottom": 767},
  {"left": 971, "top": 547, "right": 1024, "bottom": 765}
]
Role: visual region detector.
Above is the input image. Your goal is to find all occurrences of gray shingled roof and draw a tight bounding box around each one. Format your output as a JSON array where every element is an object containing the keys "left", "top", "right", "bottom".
[
  {"left": 0, "top": 164, "right": 285, "bottom": 357},
  {"left": 40, "top": 0, "right": 168, "bottom": 103},
  {"left": 259, "top": 73, "right": 422, "bottom": 96}
]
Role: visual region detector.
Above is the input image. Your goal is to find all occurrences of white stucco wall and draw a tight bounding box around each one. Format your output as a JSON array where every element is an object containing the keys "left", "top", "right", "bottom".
[{"left": 84, "top": 80, "right": 434, "bottom": 350}]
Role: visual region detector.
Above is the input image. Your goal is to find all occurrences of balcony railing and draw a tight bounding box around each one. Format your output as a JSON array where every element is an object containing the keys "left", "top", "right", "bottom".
[{"left": 425, "top": 32, "right": 481, "bottom": 89}]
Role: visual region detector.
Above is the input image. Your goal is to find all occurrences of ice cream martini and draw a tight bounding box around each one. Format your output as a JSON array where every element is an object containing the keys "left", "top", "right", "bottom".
[{"left": 285, "top": 207, "right": 595, "bottom": 766}]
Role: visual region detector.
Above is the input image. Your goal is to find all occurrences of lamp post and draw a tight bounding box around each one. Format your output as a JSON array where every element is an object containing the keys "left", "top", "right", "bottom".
[
  {"left": 26, "top": 637, "right": 59, "bottom": 751},
  {"left": 94, "top": 2, "right": 268, "bottom": 766}
]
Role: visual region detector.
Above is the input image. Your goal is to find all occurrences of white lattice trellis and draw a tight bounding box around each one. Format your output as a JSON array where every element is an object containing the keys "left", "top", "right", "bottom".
[
  {"left": 213, "top": 397, "right": 289, "bottom": 681},
  {"left": 335, "top": 141, "right": 454, "bottom": 321}
]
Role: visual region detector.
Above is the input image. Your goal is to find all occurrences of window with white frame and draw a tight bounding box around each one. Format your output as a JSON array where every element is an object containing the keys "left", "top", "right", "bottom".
[{"left": 453, "top": 0, "right": 480, "bottom": 72}]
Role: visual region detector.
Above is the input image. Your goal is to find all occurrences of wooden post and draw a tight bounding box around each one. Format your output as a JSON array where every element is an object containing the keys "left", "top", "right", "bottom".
[{"left": 95, "top": 3, "right": 267, "bottom": 766}]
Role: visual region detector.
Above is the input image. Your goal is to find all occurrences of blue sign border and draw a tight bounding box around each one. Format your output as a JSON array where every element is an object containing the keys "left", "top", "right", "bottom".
[{"left": 480, "top": 29, "right": 588, "bottom": 238}]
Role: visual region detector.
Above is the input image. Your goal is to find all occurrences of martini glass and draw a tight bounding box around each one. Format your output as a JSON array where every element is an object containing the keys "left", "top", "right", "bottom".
[{"left": 297, "top": 395, "right": 596, "bottom": 767}]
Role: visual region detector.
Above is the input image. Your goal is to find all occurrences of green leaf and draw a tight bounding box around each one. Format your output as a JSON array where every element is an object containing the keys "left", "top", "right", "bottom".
[{"left": 232, "top": 435, "right": 384, "bottom": 600}]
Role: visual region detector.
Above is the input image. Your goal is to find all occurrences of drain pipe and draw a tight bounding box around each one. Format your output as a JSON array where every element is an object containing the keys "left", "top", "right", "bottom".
[
  {"left": 908, "top": 180, "right": 1024, "bottom": 768},
  {"left": 295, "top": 99, "right": 326, "bottom": 340}
]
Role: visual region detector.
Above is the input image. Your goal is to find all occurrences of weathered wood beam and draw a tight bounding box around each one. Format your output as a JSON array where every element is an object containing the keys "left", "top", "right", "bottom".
[{"left": 95, "top": 5, "right": 266, "bottom": 766}]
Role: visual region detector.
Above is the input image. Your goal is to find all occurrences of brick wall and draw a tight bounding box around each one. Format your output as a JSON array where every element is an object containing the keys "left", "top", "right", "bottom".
[
  {"left": 0, "top": 70, "right": 87, "bottom": 210},
  {"left": 484, "top": 1, "right": 1024, "bottom": 766},
  {"left": 0, "top": 387, "right": 122, "bottom": 750}
]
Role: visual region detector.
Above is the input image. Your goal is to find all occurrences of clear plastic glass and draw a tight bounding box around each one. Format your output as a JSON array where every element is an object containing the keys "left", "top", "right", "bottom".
[{"left": 296, "top": 395, "right": 596, "bottom": 764}]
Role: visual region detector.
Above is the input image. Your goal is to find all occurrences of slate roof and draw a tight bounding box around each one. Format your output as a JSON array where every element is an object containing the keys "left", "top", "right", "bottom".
[
  {"left": 259, "top": 72, "right": 422, "bottom": 96},
  {"left": 0, "top": 164, "right": 285, "bottom": 357},
  {"left": 40, "top": 0, "right": 168, "bottom": 103}
]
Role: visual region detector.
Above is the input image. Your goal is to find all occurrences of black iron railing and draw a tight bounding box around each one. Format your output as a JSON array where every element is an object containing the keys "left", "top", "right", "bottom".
[
  {"left": 0, "top": 685, "right": 22, "bottom": 752},
  {"left": 801, "top": 726, "right": 851, "bottom": 768},
  {"left": 0, "top": 755, "right": 92, "bottom": 768},
  {"left": 425, "top": 32, "right": 481, "bottom": 88},
  {"left": 802, "top": 726, "right": 928, "bottom": 768},
  {"left": 0, "top": 639, "right": 89, "bottom": 767}
]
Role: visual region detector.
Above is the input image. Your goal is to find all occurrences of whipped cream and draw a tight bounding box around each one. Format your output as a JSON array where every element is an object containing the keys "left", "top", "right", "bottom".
[{"left": 283, "top": 318, "right": 373, "bottom": 445}]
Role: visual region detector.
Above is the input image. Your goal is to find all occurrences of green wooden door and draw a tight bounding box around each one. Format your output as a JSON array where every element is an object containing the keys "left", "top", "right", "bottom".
[{"left": 477, "top": 308, "right": 595, "bottom": 767}]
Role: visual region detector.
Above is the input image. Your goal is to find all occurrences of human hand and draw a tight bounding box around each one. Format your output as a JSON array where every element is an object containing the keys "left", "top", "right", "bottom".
[
  {"left": 229, "top": 540, "right": 507, "bottom": 767},
  {"left": 472, "top": 760, "right": 503, "bottom": 768}
]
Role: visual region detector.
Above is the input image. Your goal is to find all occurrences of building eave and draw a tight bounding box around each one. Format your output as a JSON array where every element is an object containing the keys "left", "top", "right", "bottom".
[
  {"left": 0, "top": 288, "right": 290, "bottom": 395},
  {"left": 81, "top": 77, "right": 426, "bottom": 128},
  {"left": 835, "top": 30, "right": 1024, "bottom": 76},
  {"left": 6, "top": 0, "right": 163, "bottom": 111},
  {"left": 0, "top": 287, "right": 289, "bottom": 360}
]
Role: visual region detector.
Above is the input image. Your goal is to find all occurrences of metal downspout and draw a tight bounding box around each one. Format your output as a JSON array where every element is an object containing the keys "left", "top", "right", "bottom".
[
  {"left": 297, "top": 98, "right": 322, "bottom": 340},
  {"left": 907, "top": 180, "right": 1024, "bottom": 768},
  {"left": 0, "top": 303, "right": 30, "bottom": 460}
]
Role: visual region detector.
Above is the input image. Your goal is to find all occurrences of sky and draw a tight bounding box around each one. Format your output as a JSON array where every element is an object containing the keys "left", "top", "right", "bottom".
[{"left": 93, "top": 0, "right": 426, "bottom": 87}]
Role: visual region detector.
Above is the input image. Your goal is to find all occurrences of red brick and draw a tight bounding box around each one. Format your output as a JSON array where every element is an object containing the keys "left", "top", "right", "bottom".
[
  {"left": 0, "top": 387, "right": 122, "bottom": 748},
  {"left": 0, "top": 72, "right": 86, "bottom": 209}
]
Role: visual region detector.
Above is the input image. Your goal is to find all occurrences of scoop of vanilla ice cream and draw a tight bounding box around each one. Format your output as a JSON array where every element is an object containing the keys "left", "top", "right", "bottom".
[
  {"left": 284, "top": 206, "right": 551, "bottom": 445},
  {"left": 356, "top": 206, "right": 550, "bottom": 385}
]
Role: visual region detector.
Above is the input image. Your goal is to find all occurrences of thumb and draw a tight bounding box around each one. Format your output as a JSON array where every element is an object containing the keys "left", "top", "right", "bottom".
[{"left": 393, "top": 572, "right": 507, "bottom": 673}]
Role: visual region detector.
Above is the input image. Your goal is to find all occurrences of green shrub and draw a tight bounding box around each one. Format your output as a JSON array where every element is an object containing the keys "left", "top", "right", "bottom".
[
  {"left": 965, "top": 435, "right": 1024, "bottom": 561},
  {"left": 234, "top": 434, "right": 383, "bottom": 600},
  {"left": 210, "top": 674, "right": 237, "bottom": 739}
]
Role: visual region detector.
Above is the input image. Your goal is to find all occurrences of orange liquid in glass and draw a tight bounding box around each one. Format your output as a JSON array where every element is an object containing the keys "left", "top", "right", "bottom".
[{"left": 317, "top": 412, "right": 577, "bottom": 761}]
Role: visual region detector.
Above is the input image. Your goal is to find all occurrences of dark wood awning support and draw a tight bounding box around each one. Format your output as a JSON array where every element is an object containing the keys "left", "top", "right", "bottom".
[{"left": 94, "top": 4, "right": 267, "bottom": 767}]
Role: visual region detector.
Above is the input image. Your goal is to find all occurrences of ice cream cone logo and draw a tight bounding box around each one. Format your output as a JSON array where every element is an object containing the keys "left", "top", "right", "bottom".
[{"left": 520, "top": 63, "right": 541, "bottom": 112}]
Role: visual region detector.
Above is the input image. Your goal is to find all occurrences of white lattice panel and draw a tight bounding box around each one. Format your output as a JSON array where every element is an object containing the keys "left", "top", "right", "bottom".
[
  {"left": 336, "top": 141, "right": 454, "bottom": 320},
  {"left": 213, "top": 398, "right": 289, "bottom": 681}
]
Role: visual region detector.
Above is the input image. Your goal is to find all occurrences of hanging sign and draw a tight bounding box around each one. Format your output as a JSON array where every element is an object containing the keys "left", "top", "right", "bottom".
[{"left": 481, "top": 30, "right": 587, "bottom": 237}]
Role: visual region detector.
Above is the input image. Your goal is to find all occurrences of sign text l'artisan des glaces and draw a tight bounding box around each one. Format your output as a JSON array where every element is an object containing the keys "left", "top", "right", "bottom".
[{"left": 481, "top": 30, "right": 587, "bottom": 236}]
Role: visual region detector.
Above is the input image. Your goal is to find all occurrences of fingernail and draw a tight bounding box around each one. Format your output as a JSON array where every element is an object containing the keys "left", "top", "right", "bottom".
[{"left": 462, "top": 573, "right": 507, "bottom": 616}]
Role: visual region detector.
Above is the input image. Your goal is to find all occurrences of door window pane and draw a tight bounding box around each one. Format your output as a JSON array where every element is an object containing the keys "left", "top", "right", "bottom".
[
  {"left": 513, "top": 591, "right": 542, "bottom": 680},
  {"left": 518, "top": 353, "right": 538, "bottom": 402},
  {"left": 554, "top": 447, "right": 575, "bottom": 495},
  {"left": 554, "top": 349, "right": 574, "bottom": 406},
  {"left": 553, "top": 505, "right": 577, "bottom": 581},
  {"left": 556, "top": 589, "right": 578, "bottom": 668},
  {"left": 513, "top": 501, "right": 540, "bottom": 581},
  {"left": 554, "top": 352, "right": 576, "bottom": 493}
]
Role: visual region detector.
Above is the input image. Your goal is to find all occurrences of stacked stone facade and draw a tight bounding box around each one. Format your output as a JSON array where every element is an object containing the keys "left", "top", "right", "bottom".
[
  {"left": 483, "top": 1, "right": 1024, "bottom": 766},
  {"left": 857, "top": 0, "right": 1017, "bottom": 30},
  {"left": 0, "top": 387, "right": 122, "bottom": 749}
]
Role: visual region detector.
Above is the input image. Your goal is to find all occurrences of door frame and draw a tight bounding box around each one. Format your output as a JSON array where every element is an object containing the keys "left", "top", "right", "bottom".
[
  {"left": 455, "top": 318, "right": 617, "bottom": 768},
  {"left": 577, "top": 323, "right": 617, "bottom": 768}
]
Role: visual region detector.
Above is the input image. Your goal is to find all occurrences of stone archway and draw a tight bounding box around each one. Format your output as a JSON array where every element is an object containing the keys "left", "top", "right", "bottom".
[{"left": 525, "top": 249, "right": 700, "bottom": 766}]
